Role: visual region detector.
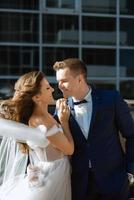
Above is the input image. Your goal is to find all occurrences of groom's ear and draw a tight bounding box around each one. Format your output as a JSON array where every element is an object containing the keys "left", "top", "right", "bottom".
[
  {"left": 78, "top": 74, "right": 83, "bottom": 83},
  {"left": 79, "top": 74, "right": 85, "bottom": 83}
]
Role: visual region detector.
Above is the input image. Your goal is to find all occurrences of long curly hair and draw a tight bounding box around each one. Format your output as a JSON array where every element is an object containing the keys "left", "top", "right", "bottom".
[{"left": 0, "top": 71, "right": 45, "bottom": 153}]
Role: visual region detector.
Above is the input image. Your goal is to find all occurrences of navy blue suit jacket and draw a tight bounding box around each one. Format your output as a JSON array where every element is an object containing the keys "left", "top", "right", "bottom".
[{"left": 55, "top": 88, "right": 134, "bottom": 200}]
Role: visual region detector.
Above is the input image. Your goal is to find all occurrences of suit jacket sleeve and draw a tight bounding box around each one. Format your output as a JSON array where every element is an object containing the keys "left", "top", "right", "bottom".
[{"left": 115, "top": 91, "right": 134, "bottom": 174}]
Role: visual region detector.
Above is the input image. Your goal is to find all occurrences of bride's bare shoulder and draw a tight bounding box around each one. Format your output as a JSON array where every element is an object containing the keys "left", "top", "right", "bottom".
[
  {"left": 29, "top": 113, "right": 58, "bottom": 129},
  {"left": 28, "top": 116, "right": 43, "bottom": 127}
]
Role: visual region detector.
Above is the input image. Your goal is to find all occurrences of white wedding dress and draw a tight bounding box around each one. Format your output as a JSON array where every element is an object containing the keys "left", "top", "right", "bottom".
[
  {"left": 0, "top": 119, "right": 71, "bottom": 200},
  {"left": 0, "top": 137, "right": 28, "bottom": 185}
]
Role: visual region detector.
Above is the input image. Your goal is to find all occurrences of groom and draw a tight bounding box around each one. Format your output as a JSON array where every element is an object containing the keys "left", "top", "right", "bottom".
[{"left": 53, "top": 58, "right": 134, "bottom": 200}]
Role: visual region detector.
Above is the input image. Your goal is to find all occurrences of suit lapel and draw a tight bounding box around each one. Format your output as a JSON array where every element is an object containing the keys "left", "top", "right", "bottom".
[{"left": 88, "top": 88, "right": 99, "bottom": 141}]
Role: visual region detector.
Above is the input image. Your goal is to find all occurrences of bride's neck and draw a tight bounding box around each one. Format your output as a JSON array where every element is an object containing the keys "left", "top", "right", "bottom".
[{"left": 33, "top": 104, "right": 48, "bottom": 117}]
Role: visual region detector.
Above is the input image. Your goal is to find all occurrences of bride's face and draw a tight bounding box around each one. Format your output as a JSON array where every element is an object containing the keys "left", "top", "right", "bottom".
[{"left": 35, "top": 78, "right": 55, "bottom": 106}]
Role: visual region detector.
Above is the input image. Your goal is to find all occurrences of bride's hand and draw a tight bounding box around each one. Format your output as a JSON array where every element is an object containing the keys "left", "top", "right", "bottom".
[{"left": 56, "top": 98, "right": 70, "bottom": 124}]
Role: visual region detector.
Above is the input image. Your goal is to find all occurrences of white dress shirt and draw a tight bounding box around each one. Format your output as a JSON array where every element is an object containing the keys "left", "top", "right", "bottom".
[{"left": 73, "top": 89, "right": 92, "bottom": 139}]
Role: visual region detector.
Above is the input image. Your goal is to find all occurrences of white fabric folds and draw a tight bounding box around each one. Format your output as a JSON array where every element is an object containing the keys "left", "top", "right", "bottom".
[
  {"left": 0, "top": 123, "right": 71, "bottom": 200},
  {"left": 0, "top": 119, "right": 62, "bottom": 148},
  {"left": 0, "top": 137, "right": 28, "bottom": 185}
]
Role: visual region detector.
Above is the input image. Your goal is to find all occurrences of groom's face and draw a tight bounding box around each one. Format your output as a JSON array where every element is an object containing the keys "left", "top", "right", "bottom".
[{"left": 56, "top": 68, "right": 80, "bottom": 98}]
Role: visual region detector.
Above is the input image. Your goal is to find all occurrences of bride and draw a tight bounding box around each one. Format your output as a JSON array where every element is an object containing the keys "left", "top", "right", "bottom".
[{"left": 0, "top": 71, "right": 74, "bottom": 200}]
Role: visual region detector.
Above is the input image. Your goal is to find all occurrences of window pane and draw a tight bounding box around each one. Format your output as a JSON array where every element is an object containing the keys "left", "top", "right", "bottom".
[
  {"left": 89, "top": 80, "right": 116, "bottom": 90},
  {"left": 83, "top": 48, "right": 116, "bottom": 77},
  {"left": 120, "top": 0, "right": 134, "bottom": 15},
  {"left": 0, "top": 79, "right": 15, "bottom": 99},
  {"left": 0, "top": 13, "right": 39, "bottom": 43},
  {"left": 120, "top": 50, "right": 134, "bottom": 77},
  {"left": 82, "top": 17, "right": 116, "bottom": 45},
  {"left": 46, "top": 0, "right": 75, "bottom": 9},
  {"left": 0, "top": 46, "right": 39, "bottom": 75},
  {"left": 120, "top": 18, "right": 134, "bottom": 46},
  {"left": 120, "top": 81, "right": 134, "bottom": 99},
  {"left": 43, "top": 47, "right": 78, "bottom": 76},
  {"left": 43, "top": 14, "right": 78, "bottom": 44},
  {"left": 0, "top": 0, "right": 39, "bottom": 10},
  {"left": 82, "top": 0, "right": 116, "bottom": 14}
]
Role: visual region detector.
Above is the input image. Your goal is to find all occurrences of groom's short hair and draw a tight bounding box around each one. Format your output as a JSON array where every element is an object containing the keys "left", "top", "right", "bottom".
[{"left": 53, "top": 58, "right": 87, "bottom": 80}]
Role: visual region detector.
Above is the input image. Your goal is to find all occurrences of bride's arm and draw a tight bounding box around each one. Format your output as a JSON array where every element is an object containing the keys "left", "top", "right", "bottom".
[
  {"left": 46, "top": 99, "right": 74, "bottom": 155},
  {"left": 0, "top": 118, "right": 46, "bottom": 147}
]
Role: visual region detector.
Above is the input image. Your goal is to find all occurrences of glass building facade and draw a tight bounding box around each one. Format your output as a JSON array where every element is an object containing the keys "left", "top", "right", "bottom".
[{"left": 0, "top": 0, "right": 134, "bottom": 99}]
